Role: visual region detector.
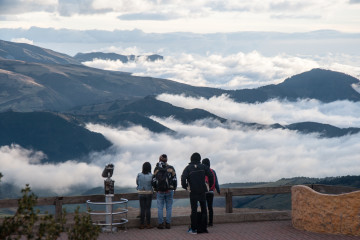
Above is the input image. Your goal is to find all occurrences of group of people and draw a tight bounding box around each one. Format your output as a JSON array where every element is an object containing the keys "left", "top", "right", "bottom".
[{"left": 136, "top": 152, "right": 220, "bottom": 234}]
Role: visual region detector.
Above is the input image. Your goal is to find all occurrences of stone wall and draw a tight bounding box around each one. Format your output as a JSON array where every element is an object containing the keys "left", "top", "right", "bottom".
[{"left": 292, "top": 185, "right": 360, "bottom": 236}]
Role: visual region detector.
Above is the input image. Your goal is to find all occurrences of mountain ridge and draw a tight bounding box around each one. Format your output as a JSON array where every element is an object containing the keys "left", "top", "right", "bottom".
[
  {"left": 0, "top": 58, "right": 225, "bottom": 111},
  {"left": 0, "top": 39, "right": 81, "bottom": 65},
  {"left": 74, "top": 52, "right": 163, "bottom": 63},
  {"left": 0, "top": 111, "right": 112, "bottom": 163},
  {"left": 230, "top": 68, "right": 360, "bottom": 103},
  {"left": 1, "top": 40, "right": 360, "bottom": 164},
  {"left": 1, "top": 40, "right": 360, "bottom": 113}
]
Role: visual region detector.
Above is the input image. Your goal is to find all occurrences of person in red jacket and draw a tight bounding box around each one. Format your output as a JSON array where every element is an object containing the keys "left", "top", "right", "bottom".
[{"left": 202, "top": 158, "right": 220, "bottom": 227}]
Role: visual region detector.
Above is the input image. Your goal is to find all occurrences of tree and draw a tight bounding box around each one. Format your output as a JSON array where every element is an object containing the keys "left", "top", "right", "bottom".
[
  {"left": 0, "top": 184, "right": 65, "bottom": 239},
  {"left": 0, "top": 184, "right": 100, "bottom": 240}
]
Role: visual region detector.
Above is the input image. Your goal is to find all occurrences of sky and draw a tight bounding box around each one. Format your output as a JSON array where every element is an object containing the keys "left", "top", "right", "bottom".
[
  {"left": 1, "top": 0, "right": 360, "bottom": 87},
  {"left": 1, "top": 0, "right": 360, "bottom": 194},
  {"left": 1, "top": 0, "right": 360, "bottom": 33}
]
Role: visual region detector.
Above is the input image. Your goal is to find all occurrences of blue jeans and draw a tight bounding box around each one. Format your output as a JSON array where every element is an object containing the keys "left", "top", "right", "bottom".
[{"left": 157, "top": 190, "right": 174, "bottom": 224}]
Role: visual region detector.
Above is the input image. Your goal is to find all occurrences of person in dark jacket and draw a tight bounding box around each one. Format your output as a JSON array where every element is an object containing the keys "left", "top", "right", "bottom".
[
  {"left": 201, "top": 158, "right": 220, "bottom": 227},
  {"left": 181, "top": 152, "right": 214, "bottom": 234}
]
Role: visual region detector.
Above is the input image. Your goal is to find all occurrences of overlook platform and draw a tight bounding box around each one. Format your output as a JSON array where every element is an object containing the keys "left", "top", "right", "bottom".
[
  {"left": 55, "top": 220, "right": 360, "bottom": 240},
  {"left": 56, "top": 207, "right": 359, "bottom": 240},
  {"left": 3, "top": 184, "right": 359, "bottom": 239}
]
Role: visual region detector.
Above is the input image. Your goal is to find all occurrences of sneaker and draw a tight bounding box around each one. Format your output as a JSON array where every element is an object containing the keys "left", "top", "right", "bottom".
[
  {"left": 157, "top": 223, "right": 164, "bottom": 229},
  {"left": 187, "top": 228, "right": 197, "bottom": 234},
  {"left": 165, "top": 223, "right": 171, "bottom": 229}
]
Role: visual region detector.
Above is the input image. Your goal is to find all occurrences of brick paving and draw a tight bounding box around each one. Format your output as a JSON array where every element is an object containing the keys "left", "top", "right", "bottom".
[
  {"left": 125, "top": 206, "right": 262, "bottom": 218},
  {"left": 56, "top": 220, "right": 360, "bottom": 240}
]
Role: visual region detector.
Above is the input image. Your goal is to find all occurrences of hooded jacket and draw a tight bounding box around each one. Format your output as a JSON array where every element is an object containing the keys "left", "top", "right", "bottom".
[{"left": 181, "top": 159, "right": 214, "bottom": 194}]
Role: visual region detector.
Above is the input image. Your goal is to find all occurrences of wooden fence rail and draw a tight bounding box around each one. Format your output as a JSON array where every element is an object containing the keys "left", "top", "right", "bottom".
[{"left": 0, "top": 184, "right": 357, "bottom": 221}]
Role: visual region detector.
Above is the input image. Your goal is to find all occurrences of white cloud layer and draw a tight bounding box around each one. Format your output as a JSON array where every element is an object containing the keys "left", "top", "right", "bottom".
[
  {"left": 156, "top": 94, "right": 360, "bottom": 128},
  {"left": 1, "top": 91, "right": 360, "bottom": 194},
  {"left": 84, "top": 119, "right": 360, "bottom": 185},
  {"left": 0, "top": 144, "right": 102, "bottom": 194},
  {"left": 1, "top": 114, "right": 360, "bottom": 194},
  {"left": 10, "top": 37, "right": 34, "bottom": 45},
  {"left": 83, "top": 51, "right": 360, "bottom": 89}
]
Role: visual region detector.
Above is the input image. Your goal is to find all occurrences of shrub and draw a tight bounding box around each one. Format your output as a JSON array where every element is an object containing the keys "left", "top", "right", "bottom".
[
  {"left": 67, "top": 206, "right": 100, "bottom": 240},
  {"left": 0, "top": 184, "right": 101, "bottom": 240},
  {"left": 0, "top": 184, "right": 65, "bottom": 240}
]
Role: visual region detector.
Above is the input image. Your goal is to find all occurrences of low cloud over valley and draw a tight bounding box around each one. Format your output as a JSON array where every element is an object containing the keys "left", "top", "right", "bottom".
[
  {"left": 157, "top": 94, "right": 360, "bottom": 128},
  {"left": 83, "top": 51, "right": 360, "bottom": 89},
  {"left": 1, "top": 95, "right": 360, "bottom": 194}
]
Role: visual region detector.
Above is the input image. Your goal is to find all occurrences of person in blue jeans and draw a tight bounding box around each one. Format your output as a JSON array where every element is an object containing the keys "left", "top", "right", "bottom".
[{"left": 152, "top": 154, "right": 177, "bottom": 229}]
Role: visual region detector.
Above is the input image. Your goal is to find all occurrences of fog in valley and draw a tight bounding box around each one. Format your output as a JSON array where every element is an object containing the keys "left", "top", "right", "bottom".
[
  {"left": 82, "top": 50, "right": 360, "bottom": 89},
  {"left": 1, "top": 95, "right": 360, "bottom": 194}
]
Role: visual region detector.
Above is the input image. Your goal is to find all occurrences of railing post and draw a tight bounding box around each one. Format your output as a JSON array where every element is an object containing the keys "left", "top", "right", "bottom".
[
  {"left": 55, "top": 197, "right": 63, "bottom": 221},
  {"left": 225, "top": 190, "right": 233, "bottom": 213}
]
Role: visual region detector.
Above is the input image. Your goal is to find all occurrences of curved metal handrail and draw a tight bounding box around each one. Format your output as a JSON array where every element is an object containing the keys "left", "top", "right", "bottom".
[
  {"left": 86, "top": 198, "right": 129, "bottom": 231},
  {"left": 86, "top": 198, "right": 128, "bottom": 205}
]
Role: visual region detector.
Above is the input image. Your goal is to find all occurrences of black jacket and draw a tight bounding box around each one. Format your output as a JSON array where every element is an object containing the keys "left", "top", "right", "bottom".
[{"left": 181, "top": 160, "right": 214, "bottom": 194}]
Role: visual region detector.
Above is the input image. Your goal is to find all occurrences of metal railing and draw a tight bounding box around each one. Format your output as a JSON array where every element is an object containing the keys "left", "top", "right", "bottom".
[
  {"left": 0, "top": 184, "right": 358, "bottom": 221},
  {"left": 86, "top": 197, "right": 128, "bottom": 232}
]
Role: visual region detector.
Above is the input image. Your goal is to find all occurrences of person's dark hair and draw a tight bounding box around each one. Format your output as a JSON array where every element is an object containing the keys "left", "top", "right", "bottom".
[
  {"left": 142, "top": 162, "right": 152, "bottom": 174},
  {"left": 202, "top": 158, "right": 210, "bottom": 167},
  {"left": 190, "top": 152, "right": 201, "bottom": 163},
  {"left": 159, "top": 154, "right": 167, "bottom": 162}
]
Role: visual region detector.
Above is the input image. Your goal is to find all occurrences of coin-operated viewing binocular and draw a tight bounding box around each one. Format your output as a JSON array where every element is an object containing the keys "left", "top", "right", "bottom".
[{"left": 102, "top": 163, "right": 114, "bottom": 195}]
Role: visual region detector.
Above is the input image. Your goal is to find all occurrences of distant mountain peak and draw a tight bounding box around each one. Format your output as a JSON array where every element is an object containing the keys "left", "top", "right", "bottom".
[
  {"left": 281, "top": 68, "right": 359, "bottom": 86},
  {"left": 276, "top": 68, "right": 360, "bottom": 102},
  {"left": 73, "top": 52, "right": 164, "bottom": 63},
  {"left": 231, "top": 68, "right": 360, "bottom": 103}
]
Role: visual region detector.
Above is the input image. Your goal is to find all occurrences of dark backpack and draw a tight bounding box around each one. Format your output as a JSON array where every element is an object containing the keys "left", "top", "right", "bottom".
[{"left": 155, "top": 167, "right": 170, "bottom": 191}]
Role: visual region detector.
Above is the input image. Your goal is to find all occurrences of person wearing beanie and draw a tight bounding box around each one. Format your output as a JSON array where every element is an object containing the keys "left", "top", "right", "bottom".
[
  {"left": 201, "top": 158, "right": 220, "bottom": 227},
  {"left": 181, "top": 152, "right": 214, "bottom": 234},
  {"left": 152, "top": 154, "right": 177, "bottom": 229}
]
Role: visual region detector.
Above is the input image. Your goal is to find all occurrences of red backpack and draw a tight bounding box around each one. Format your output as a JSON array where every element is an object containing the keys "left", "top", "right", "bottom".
[{"left": 205, "top": 168, "right": 216, "bottom": 191}]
